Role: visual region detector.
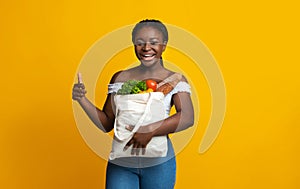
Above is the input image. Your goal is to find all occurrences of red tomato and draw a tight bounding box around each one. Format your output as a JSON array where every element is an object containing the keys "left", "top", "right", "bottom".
[{"left": 146, "top": 80, "right": 157, "bottom": 91}]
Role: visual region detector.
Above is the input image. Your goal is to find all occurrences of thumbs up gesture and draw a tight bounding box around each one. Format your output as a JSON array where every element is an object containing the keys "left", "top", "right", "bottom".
[{"left": 72, "top": 73, "right": 87, "bottom": 101}]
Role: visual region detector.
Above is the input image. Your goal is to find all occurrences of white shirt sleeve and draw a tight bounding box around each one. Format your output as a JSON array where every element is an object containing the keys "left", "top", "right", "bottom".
[
  {"left": 163, "top": 81, "right": 192, "bottom": 115},
  {"left": 107, "top": 82, "right": 123, "bottom": 94},
  {"left": 168, "top": 81, "right": 192, "bottom": 95}
]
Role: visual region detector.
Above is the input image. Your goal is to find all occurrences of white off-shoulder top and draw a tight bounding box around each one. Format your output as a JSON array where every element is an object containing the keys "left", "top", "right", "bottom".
[{"left": 108, "top": 81, "right": 191, "bottom": 116}]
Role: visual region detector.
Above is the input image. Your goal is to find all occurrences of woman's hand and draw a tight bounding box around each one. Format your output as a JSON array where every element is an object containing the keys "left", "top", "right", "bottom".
[
  {"left": 123, "top": 125, "right": 155, "bottom": 155},
  {"left": 72, "top": 73, "right": 87, "bottom": 101}
]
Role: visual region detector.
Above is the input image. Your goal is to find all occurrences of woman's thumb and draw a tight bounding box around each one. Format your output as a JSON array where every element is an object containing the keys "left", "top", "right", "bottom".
[{"left": 77, "top": 72, "right": 83, "bottom": 84}]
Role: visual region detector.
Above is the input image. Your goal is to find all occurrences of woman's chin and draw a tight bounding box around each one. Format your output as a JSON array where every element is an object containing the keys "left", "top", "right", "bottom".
[{"left": 141, "top": 61, "right": 156, "bottom": 67}]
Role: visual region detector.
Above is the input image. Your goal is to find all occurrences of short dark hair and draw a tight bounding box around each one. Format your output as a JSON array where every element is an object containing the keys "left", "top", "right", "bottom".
[{"left": 132, "top": 19, "right": 169, "bottom": 43}]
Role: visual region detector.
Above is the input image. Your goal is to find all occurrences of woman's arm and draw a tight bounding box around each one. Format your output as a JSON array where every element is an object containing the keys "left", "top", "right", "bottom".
[
  {"left": 75, "top": 94, "right": 115, "bottom": 133},
  {"left": 149, "top": 92, "right": 194, "bottom": 135},
  {"left": 72, "top": 73, "right": 117, "bottom": 133}
]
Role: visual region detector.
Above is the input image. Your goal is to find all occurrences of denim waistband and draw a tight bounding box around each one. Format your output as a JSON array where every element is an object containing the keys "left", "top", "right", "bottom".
[{"left": 108, "top": 138, "right": 175, "bottom": 168}]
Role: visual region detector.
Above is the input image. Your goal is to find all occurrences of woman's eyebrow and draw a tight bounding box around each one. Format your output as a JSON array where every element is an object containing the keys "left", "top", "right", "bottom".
[
  {"left": 135, "top": 37, "right": 160, "bottom": 41},
  {"left": 149, "top": 38, "right": 159, "bottom": 41}
]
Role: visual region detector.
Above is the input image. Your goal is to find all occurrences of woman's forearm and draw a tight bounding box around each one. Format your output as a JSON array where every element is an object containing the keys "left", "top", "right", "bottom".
[
  {"left": 156, "top": 112, "right": 194, "bottom": 136},
  {"left": 138, "top": 110, "right": 194, "bottom": 137},
  {"left": 77, "top": 97, "right": 114, "bottom": 132}
]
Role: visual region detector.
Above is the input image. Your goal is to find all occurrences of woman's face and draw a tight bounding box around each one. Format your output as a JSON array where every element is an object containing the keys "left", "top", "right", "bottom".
[{"left": 133, "top": 26, "right": 166, "bottom": 67}]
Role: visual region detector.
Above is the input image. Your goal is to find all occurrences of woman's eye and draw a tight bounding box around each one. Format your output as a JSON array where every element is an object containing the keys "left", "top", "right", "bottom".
[
  {"left": 135, "top": 41, "right": 159, "bottom": 46},
  {"left": 135, "top": 41, "right": 145, "bottom": 46},
  {"left": 150, "top": 41, "right": 159, "bottom": 45}
]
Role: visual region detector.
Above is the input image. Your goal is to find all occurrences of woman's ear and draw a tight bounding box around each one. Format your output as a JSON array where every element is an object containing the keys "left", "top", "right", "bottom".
[{"left": 162, "top": 41, "right": 167, "bottom": 51}]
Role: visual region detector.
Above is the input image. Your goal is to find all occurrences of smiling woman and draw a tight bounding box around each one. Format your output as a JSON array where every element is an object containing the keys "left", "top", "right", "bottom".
[{"left": 72, "top": 19, "right": 194, "bottom": 189}]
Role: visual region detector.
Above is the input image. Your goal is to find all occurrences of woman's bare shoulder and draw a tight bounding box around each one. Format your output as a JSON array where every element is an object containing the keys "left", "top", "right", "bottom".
[
  {"left": 163, "top": 70, "right": 188, "bottom": 82},
  {"left": 110, "top": 71, "right": 126, "bottom": 83},
  {"left": 110, "top": 67, "right": 140, "bottom": 83}
]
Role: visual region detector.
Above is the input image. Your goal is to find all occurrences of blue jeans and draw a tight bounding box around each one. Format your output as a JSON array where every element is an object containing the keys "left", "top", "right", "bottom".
[{"left": 106, "top": 139, "right": 176, "bottom": 189}]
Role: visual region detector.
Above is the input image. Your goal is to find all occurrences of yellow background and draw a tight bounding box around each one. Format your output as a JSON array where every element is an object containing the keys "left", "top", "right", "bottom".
[{"left": 1, "top": 0, "right": 299, "bottom": 188}]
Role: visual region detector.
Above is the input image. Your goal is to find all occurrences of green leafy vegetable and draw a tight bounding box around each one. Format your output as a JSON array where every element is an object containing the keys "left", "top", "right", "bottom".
[{"left": 117, "top": 80, "right": 147, "bottom": 95}]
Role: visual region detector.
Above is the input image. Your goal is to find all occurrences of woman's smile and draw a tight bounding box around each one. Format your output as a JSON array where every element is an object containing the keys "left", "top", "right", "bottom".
[{"left": 140, "top": 53, "right": 156, "bottom": 61}]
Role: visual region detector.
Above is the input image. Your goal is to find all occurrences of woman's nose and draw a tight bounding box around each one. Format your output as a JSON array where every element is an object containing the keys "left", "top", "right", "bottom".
[{"left": 142, "top": 42, "right": 151, "bottom": 51}]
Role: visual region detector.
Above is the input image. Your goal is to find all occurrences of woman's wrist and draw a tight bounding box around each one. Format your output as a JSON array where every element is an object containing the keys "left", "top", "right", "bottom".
[
  {"left": 77, "top": 96, "right": 87, "bottom": 103},
  {"left": 136, "top": 124, "right": 155, "bottom": 136}
]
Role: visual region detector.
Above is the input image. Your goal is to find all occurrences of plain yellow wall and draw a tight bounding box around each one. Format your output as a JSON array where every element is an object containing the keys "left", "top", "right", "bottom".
[{"left": 1, "top": 0, "right": 300, "bottom": 189}]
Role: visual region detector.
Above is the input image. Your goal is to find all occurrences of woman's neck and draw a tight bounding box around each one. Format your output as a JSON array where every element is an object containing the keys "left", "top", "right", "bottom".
[{"left": 135, "top": 64, "right": 171, "bottom": 81}]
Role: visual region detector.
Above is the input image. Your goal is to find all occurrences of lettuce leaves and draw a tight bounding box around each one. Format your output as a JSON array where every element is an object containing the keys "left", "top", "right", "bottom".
[{"left": 117, "top": 80, "right": 147, "bottom": 95}]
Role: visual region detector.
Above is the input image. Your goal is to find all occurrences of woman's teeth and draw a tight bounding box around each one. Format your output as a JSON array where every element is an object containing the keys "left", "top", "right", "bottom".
[
  {"left": 143, "top": 54, "right": 155, "bottom": 57},
  {"left": 141, "top": 54, "right": 155, "bottom": 61}
]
